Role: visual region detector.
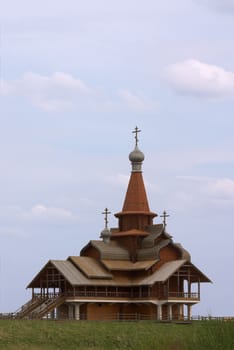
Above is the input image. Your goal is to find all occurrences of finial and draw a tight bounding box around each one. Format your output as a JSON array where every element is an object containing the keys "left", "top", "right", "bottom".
[
  {"left": 160, "top": 210, "right": 170, "bottom": 230},
  {"left": 102, "top": 208, "right": 111, "bottom": 229},
  {"left": 100, "top": 208, "right": 111, "bottom": 243},
  {"left": 132, "top": 126, "right": 141, "bottom": 147}
]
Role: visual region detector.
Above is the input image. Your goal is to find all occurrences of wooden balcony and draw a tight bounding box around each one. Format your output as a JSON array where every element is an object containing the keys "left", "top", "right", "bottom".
[
  {"left": 166, "top": 292, "right": 200, "bottom": 301},
  {"left": 32, "top": 290, "right": 199, "bottom": 302}
]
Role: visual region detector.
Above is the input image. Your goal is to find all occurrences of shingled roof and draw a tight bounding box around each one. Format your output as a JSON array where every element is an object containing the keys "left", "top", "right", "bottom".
[
  {"left": 80, "top": 240, "right": 130, "bottom": 260},
  {"left": 28, "top": 258, "right": 210, "bottom": 288},
  {"left": 68, "top": 256, "right": 112, "bottom": 279}
]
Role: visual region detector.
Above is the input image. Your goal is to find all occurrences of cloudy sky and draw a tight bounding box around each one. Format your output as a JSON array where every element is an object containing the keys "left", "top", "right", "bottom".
[{"left": 0, "top": 0, "right": 234, "bottom": 316}]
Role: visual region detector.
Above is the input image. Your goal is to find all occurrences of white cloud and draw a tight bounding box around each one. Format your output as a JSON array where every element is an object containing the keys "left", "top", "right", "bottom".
[
  {"left": 22, "top": 204, "right": 74, "bottom": 220},
  {"left": 0, "top": 72, "right": 93, "bottom": 111},
  {"left": 195, "top": 0, "right": 234, "bottom": 13},
  {"left": 0, "top": 204, "right": 76, "bottom": 222},
  {"left": 118, "top": 89, "right": 158, "bottom": 112},
  {"left": 206, "top": 178, "right": 234, "bottom": 200},
  {"left": 164, "top": 59, "right": 234, "bottom": 98},
  {"left": 176, "top": 176, "right": 234, "bottom": 205},
  {"left": 1, "top": 73, "right": 158, "bottom": 113}
]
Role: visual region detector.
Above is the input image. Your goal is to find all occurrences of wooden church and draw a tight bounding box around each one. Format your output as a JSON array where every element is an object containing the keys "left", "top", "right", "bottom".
[{"left": 16, "top": 128, "right": 211, "bottom": 321}]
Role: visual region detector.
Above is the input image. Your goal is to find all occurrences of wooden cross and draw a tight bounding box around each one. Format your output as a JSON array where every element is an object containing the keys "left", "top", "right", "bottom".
[
  {"left": 160, "top": 210, "right": 170, "bottom": 229},
  {"left": 132, "top": 126, "right": 141, "bottom": 147},
  {"left": 102, "top": 208, "right": 111, "bottom": 228}
]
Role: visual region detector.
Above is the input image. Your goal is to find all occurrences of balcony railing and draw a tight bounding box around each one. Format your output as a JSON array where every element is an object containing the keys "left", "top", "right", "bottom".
[
  {"left": 167, "top": 292, "right": 199, "bottom": 300},
  {"left": 33, "top": 290, "right": 199, "bottom": 301}
]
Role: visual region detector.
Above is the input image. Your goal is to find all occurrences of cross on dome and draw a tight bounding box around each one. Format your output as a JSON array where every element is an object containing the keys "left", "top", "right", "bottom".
[
  {"left": 132, "top": 126, "right": 141, "bottom": 147},
  {"left": 160, "top": 210, "right": 170, "bottom": 230},
  {"left": 102, "top": 208, "right": 111, "bottom": 229}
]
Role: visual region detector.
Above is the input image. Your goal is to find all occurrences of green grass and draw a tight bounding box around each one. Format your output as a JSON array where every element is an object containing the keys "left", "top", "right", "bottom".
[{"left": 0, "top": 320, "right": 233, "bottom": 350}]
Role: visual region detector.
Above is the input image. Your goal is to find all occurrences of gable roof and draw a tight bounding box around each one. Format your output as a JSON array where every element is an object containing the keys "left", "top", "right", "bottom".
[
  {"left": 141, "top": 260, "right": 187, "bottom": 284},
  {"left": 68, "top": 256, "right": 112, "bottom": 279},
  {"left": 81, "top": 240, "right": 130, "bottom": 260}
]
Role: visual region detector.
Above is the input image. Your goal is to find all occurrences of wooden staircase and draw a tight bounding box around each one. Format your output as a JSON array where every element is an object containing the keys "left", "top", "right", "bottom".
[
  {"left": 31, "top": 295, "right": 65, "bottom": 319},
  {"left": 14, "top": 294, "right": 65, "bottom": 319}
]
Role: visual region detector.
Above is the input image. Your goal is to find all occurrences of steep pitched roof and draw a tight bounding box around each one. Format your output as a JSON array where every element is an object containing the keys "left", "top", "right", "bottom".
[
  {"left": 122, "top": 172, "right": 150, "bottom": 212},
  {"left": 115, "top": 172, "right": 157, "bottom": 217}
]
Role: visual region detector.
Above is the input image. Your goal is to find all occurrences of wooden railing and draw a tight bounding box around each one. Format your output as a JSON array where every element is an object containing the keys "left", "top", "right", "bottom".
[
  {"left": 31, "top": 290, "right": 199, "bottom": 301},
  {"left": 167, "top": 292, "right": 199, "bottom": 300}
]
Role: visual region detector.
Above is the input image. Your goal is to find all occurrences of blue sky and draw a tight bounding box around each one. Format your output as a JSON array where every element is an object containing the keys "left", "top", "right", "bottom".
[{"left": 0, "top": 0, "right": 234, "bottom": 316}]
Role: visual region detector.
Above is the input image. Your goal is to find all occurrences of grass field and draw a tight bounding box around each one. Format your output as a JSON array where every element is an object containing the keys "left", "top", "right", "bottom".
[{"left": 0, "top": 320, "right": 233, "bottom": 350}]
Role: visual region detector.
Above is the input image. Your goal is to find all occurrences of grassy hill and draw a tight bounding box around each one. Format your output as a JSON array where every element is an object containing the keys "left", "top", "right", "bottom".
[{"left": 0, "top": 320, "right": 233, "bottom": 350}]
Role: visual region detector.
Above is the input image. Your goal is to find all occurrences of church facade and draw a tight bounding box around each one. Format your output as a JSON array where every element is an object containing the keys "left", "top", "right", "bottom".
[{"left": 16, "top": 129, "right": 210, "bottom": 321}]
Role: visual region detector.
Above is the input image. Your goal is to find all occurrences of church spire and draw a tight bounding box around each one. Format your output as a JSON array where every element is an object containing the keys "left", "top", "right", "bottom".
[{"left": 114, "top": 128, "right": 157, "bottom": 232}]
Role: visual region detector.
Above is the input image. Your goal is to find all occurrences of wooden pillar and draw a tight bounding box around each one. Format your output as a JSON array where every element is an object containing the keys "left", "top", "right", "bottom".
[
  {"left": 168, "top": 304, "right": 173, "bottom": 320},
  {"left": 178, "top": 304, "right": 184, "bottom": 320},
  {"left": 177, "top": 270, "right": 180, "bottom": 296},
  {"left": 187, "top": 304, "right": 192, "bottom": 320},
  {"left": 157, "top": 305, "right": 162, "bottom": 321},
  {"left": 75, "top": 303, "right": 80, "bottom": 320},
  {"left": 188, "top": 281, "right": 191, "bottom": 298},
  {"left": 188, "top": 266, "right": 191, "bottom": 297}
]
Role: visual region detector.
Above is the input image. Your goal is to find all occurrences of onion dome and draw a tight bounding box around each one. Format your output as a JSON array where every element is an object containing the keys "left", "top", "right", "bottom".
[
  {"left": 129, "top": 145, "right": 145, "bottom": 172},
  {"left": 100, "top": 208, "right": 111, "bottom": 243},
  {"left": 100, "top": 227, "right": 111, "bottom": 244}
]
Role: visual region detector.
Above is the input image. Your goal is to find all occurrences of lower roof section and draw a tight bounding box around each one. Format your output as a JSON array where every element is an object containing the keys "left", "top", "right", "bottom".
[
  {"left": 68, "top": 256, "right": 112, "bottom": 279},
  {"left": 101, "top": 259, "right": 157, "bottom": 271},
  {"left": 27, "top": 258, "right": 210, "bottom": 289}
]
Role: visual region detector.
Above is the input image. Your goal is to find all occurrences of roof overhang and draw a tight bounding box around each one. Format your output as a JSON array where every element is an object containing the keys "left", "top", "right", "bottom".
[{"left": 102, "top": 259, "right": 157, "bottom": 271}]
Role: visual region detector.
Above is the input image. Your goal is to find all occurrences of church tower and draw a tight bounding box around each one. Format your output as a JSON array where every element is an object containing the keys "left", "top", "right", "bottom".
[{"left": 113, "top": 127, "right": 157, "bottom": 261}]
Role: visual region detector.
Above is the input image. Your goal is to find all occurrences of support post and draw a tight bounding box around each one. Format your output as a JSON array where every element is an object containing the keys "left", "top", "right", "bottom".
[
  {"left": 168, "top": 304, "right": 173, "bottom": 320},
  {"left": 187, "top": 304, "right": 192, "bottom": 321},
  {"left": 178, "top": 304, "right": 184, "bottom": 320},
  {"left": 157, "top": 305, "right": 162, "bottom": 321},
  {"left": 75, "top": 303, "right": 80, "bottom": 320}
]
